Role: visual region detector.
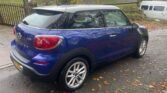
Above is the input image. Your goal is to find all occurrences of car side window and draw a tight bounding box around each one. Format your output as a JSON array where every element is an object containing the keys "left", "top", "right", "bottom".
[
  {"left": 141, "top": 5, "right": 149, "bottom": 10},
  {"left": 50, "top": 13, "right": 68, "bottom": 29},
  {"left": 154, "top": 6, "right": 165, "bottom": 11},
  {"left": 70, "top": 11, "right": 104, "bottom": 29},
  {"left": 103, "top": 10, "right": 130, "bottom": 27}
]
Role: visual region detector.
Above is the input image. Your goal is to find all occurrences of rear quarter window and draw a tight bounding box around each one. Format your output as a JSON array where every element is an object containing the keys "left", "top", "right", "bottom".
[{"left": 22, "top": 10, "right": 63, "bottom": 28}]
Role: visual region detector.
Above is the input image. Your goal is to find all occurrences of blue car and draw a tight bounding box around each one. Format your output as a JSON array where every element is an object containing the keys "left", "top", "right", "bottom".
[{"left": 10, "top": 5, "right": 148, "bottom": 91}]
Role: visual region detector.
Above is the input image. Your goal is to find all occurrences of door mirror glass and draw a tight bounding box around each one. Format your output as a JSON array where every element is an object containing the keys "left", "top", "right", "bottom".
[{"left": 132, "top": 23, "right": 139, "bottom": 28}]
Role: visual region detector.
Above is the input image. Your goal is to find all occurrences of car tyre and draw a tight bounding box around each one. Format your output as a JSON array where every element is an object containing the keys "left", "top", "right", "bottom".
[
  {"left": 133, "top": 38, "right": 148, "bottom": 58},
  {"left": 58, "top": 57, "right": 89, "bottom": 91}
]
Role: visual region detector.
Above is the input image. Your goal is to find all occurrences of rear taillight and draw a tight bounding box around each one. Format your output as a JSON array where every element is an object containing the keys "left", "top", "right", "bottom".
[
  {"left": 34, "top": 35, "right": 63, "bottom": 50},
  {"left": 13, "top": 26, "right": 16, "bottom": 35}
]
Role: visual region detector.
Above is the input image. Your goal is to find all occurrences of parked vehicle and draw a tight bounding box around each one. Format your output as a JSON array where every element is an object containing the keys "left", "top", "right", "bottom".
[
  {"left": 140, "top": 1, "right": 167, "bottom": 21},
  {"left": 10, "top": 5, "right": 149, "bottom": 91}
]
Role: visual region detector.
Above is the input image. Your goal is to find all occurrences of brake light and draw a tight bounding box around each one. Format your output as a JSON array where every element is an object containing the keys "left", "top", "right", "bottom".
[
  {"left": 13, "top": 26, "right": 16, "bottom": 35},
  {"left": 34, "top": 35, "right": 63, "bottom": 50}
]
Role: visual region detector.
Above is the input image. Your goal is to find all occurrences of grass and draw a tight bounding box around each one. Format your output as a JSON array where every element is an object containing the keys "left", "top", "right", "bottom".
[
  {"left": 117, "top": 3, "right": 167, "bottom": 30},
  {"left": 0, "top": 0, "right": 23, "bottom": 4},
  {"left": 136, "top": 20, "right": 167, "bottom": 30},
  {"left": 117, "top": 3, "right": 144, "bottom": 21}
]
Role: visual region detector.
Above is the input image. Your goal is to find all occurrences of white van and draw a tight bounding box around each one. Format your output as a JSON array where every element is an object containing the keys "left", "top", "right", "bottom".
[{"left": 140, "top": 1, "right": 167, "bottom": 21}]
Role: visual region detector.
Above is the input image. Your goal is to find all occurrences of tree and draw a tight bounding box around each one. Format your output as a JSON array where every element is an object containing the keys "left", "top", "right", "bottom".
[
  {"left": 57, "top": 0, "right": 70, "bottom": 4},
  {"left": 137, "top": 0, "right": 143, "bottom": 6},
  {"left": 57, "top": 0, "right": 80, "bottom": 4}
]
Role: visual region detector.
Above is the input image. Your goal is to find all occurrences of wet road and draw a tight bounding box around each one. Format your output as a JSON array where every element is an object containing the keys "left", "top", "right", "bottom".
[
  {"left": 0, "top": 25, "right": 14, "bottom": 68},
  {"left": 0, "top": 28, "right": 167, "bottom": 93}
]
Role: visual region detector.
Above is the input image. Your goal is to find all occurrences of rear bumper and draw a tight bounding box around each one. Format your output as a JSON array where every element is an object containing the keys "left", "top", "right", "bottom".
[
  {"left": 10, "top": 40, "right": 68, "bottom": 81},
  {"left": 10, "top": 49, "right": 49, "bottom": 77},
  {"left": 10, "top": 40, "right": 61, "bottom": 79}
]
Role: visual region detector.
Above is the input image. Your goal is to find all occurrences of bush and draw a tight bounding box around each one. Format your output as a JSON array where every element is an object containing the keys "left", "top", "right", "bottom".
[{"left": 117, "top": 3, "right": 144, "bottom": 21}]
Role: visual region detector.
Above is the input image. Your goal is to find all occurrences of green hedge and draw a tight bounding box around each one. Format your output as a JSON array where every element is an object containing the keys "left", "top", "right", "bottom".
[{"left": 117, "top": 3, "right": 144, "bottom": 21}]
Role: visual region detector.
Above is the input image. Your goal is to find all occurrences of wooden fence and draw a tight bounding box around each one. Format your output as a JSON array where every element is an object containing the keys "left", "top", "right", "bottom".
[
  {"left": 0, "top": 3, "right": 25, "bottom": 25},
  {"left": 0, "top": 2, "right": 35, "bottom": 25}
]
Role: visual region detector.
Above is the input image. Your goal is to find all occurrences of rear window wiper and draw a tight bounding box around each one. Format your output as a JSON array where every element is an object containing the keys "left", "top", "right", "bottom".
[{"left": 22, "top": 20, "right": 29, "bottom": 25}]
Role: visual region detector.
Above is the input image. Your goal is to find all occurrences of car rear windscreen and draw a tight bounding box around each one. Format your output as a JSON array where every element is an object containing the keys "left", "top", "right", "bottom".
[{"left": 22, "top": 10, "right": 63, "bottom": 28}]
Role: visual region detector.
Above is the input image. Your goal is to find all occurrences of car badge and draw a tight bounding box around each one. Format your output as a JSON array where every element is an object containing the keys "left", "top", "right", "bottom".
[{"left": 16, "top": 32, "right": 22, "bottom": 40}]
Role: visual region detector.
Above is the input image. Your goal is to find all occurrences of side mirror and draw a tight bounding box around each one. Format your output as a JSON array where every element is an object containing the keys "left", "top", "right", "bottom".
[{"left": 132, "top": 23, "right": 139, "bottom": 29}]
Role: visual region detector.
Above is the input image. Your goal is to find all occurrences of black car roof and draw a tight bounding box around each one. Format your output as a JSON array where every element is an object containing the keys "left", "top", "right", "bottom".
[{"left": 33, "top": 5, "right": 120, "bottom": 13}]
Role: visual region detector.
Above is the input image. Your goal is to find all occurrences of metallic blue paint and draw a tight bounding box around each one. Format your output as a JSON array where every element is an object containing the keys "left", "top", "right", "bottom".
[{"left": 10, "top": 23, "right": 143, "bottom": 76}]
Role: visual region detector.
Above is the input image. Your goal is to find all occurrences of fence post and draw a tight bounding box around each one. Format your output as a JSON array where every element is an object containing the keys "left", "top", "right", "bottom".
[
  {"left": 23, "top": 0, "right": 29, "bottom": 16},
  {"left": 0, "top": 13, "right": 3, "bottom": 24},
  {"left": 23, "top": 0, "right": 37, "bottom": 16}
]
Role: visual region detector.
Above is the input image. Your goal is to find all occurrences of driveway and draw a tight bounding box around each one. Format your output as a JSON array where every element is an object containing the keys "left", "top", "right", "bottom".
[
  {"left": 0, "top": 25, "right": 13, "bottom": 68},
  {"left": 0, "top": 26, "right": 166, "bottom": 93}
]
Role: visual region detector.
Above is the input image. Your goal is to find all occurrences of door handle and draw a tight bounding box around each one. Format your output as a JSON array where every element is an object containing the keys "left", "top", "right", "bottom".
[
  {"left": 109, "top": 34, "right": 117, "bottom": 37},
  {"left": 109, "top": 32, "right": 120, "bottom": 37}
]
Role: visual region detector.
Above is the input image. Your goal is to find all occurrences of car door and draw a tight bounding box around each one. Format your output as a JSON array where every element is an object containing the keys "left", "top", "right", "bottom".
[
  {"left": 65, "top": 10, "right": 112, "bottom": 62},
  {"left": 102, "top": 10, "right": 136, "bottom": 60}
]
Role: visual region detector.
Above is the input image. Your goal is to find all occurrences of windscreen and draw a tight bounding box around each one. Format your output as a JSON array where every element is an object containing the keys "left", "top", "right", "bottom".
[{"left": 22, "top": 10, "right": 63, "bottom": 28}]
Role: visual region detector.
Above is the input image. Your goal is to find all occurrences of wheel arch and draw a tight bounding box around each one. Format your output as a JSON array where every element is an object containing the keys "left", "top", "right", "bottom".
[
  {"left": 51, "top": 48, "right": 95, "bottom": 81},
  {"left": 137, "top": 26, "right": 149, "bottom": 41}
]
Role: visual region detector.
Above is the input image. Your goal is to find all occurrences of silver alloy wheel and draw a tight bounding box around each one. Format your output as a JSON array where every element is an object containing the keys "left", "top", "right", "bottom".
[
  {"left": 65, "top": 61, "right": 87, "bottom": 89},
  {"left": 139, "top": 39, "right": 147, "bottom": 56}
]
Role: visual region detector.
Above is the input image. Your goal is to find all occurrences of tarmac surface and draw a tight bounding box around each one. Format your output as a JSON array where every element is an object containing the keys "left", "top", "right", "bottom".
[{"left": 0, "top": 25, "right": 13, "bottom": 68}]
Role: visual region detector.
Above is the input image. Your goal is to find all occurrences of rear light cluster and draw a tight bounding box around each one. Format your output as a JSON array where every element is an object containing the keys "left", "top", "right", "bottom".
[{"left": 34, "top": 35, "right": 63, "bottom": 50}]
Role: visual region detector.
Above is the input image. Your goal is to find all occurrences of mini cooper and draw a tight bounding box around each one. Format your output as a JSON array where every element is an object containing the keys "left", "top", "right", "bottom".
[{"left": 10, "top": 5, "right": 148, "bottom": 91}]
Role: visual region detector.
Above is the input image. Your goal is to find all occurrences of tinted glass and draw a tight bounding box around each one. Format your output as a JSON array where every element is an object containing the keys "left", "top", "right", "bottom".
[
  {"left": 51, "top": 14, "right": 67, "bottom": 29},
  {"left": 103, "top": 10, "right": 130, "bottom": 27},
  {"left": 22, "top": 10, "right": 63, "bottom": 28},
  {"left": 70, "top": 11, "right": 104, "bottom": 28},
  {"left": 154, "top": 6, "right": 165, "bottom": 11},
  {"left": 141, "top": 5, "right": 149, "bottom": 10}
]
